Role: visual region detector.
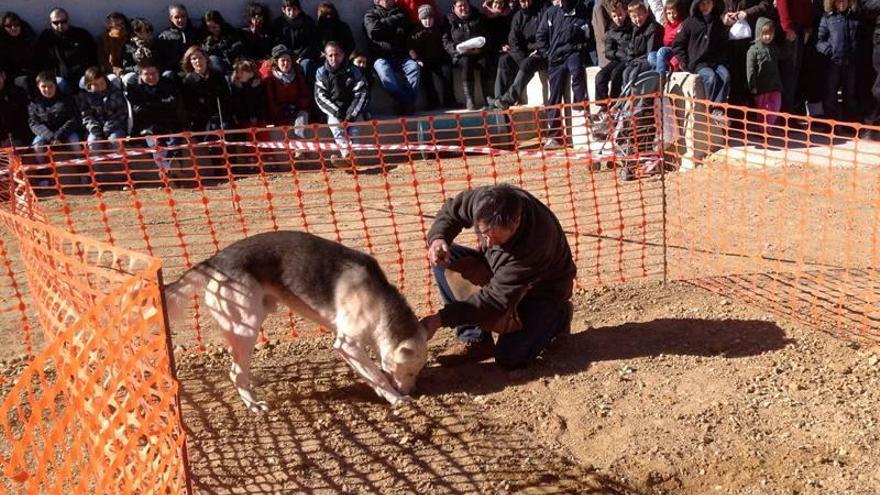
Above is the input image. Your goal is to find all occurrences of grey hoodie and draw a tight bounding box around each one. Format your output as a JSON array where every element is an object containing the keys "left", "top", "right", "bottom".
[{"left": 745, "top": 17, "right": 783, "bottom": 94}]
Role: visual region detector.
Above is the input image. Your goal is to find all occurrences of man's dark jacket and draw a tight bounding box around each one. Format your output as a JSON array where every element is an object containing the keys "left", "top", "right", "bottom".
[
  {"left": 0, "top": 84, "right": 32, "bottom": 145},
  {"left": 442, "top": 8, "right": 488, "bottom": 62},
  {"left": 508, "top": 2, "right": 546, "bottom": 63},
  {"left": 363, "top": 4, "right": 412, "bottom": 58},
  {"left": 127, "top": 78, "right": 186, "bottom": 135},
  {"left": 36, "top": 26, "right": 98, "bottom": 81},
  {"left": 536, "top": 2, "right": 593, "bottom": 65},
  {"left": 427, "top": 186, "right": 577, "bottom": 328},
  {"left": 156, "top": 23, "right": 199, "bottom": 72},
  {"left": 272, "top": 12, "right": 321, "bottom": 61}
]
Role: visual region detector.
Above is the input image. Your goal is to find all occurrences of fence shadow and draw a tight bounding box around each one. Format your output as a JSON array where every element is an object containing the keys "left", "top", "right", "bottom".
[
  {"left": 177, "top": 338, "right": 644, "bottom": 495},
  {"left": 417, "top": 317, "right": 791, "bottom": 398}
]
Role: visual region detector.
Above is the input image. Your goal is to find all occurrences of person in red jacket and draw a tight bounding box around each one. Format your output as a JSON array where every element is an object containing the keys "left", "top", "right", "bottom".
[
  {"left": 776, "top": 0, "right": 813, "bottom": 113},
  {"left": 262, "top": 44, "right": 311, "bottom": 142}
]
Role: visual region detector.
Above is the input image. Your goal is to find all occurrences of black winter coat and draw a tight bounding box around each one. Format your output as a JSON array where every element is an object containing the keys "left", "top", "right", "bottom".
[
  {"left": 272, "top": 13, "right": 321, "bottom": 61},
  {"left": 508, "top": 3, "right": 545, "bottom": 62},
  {"left": 363, "top": 5, "right": 412, "bottom": 58},
  {"left": 317, "top": 17, "right": 356, "bottom": 55},
  {"left": 671, "top": 0, "right": 729, "bottom": 72},
  {"left": 181, "top": 70, "right": 233, "bottom": 131},
  {"left": 536, "top": 3, "right": 593, "bottom": 65},
  {"left": 409, "top": 26, "right": 449, "bottom": 62},
  {"left": 240, "top": 26, "right": 274, "bottom": 61},
  {"left": 0, "top": 84, "right": 31, "bottom": 145},
  {"left": 0, "top": 22, "right": 37, "bottom": 80},
  {"left": 443, "top": 9, "right": 489, "bottom": 61},
  {"left": 627, "top": 19, "right": 663, "bottom": 61},
  {"left": 156, "top": 24, "right": 200, "bottom": 72},
  {"left": 28, "top": 94, "right": 81, "bottom": 142},
  {"left": 604, "top": 20, "right": 633, "bottom": 63},
  {"left": 35, "top": 26, "right": 98, "bottom": 81},
  {"left": 127, "top": 78, "right": 186, "bottom": 135},
  {"left": 230, "top": 78, "right": 269, "bottom": 126}
]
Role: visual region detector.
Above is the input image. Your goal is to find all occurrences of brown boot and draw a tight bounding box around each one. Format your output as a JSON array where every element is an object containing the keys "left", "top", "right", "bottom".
[{"left": 437, "top": 338, "right": 495, "bottom": 366}]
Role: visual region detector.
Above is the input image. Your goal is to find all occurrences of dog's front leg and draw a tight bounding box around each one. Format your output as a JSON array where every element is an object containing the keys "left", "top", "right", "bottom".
[{"left": 333, "top": 336, "right": 411, "bottom": 405}]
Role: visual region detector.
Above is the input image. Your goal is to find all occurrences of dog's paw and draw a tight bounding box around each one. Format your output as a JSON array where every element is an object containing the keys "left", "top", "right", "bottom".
[
  {"left": 391, "top": 394, "right": 413, "bottom": 406},
  {"left": 243, "top": 398, "right": 269, "bottom": 413}
]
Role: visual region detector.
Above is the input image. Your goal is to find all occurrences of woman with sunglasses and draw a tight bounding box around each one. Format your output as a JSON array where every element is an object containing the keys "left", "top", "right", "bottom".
[{"left": 0, "top": 12, "right": 37, "bottom": 85}]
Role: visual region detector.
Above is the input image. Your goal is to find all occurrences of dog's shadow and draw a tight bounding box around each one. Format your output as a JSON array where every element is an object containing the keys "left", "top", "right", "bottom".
[{"left": 417, "top": 317, "right": 793, "bottom": 397}]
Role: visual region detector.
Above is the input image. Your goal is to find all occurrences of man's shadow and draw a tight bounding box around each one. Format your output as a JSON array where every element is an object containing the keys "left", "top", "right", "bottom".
[{"left": 417, "top": 318, "right": 793, "bottom": 397}]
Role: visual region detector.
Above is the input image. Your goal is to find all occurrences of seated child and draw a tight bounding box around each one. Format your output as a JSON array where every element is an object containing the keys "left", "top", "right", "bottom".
[
  {"left": 314, "top": 41, "right": 370, "bottom": 163},
  {"left": 671, "top": 0, "right": 730, "bottom": 106},
  {"left": 652, "top": 0, "right": 686, "bottom": 72},
  {"left": 622, "top": 0, "right": 663, "bottom": 85},
  {"left": 78, "top": 66, "right": 128, "bottom": 147},
  {"left": 29, "top": 71, "right": 82, "bottom": 149},
  {"left": 595, "top": 0, "right": 632, "bottom": 107}
]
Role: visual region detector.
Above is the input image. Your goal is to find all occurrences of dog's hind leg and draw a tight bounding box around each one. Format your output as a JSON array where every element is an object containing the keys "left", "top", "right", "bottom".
[
  {"left": 333, "top": 333, "right": 411, "bottom": 406},
  {"left": 203, "top": 274, "right": 269, "bottom": 413}
]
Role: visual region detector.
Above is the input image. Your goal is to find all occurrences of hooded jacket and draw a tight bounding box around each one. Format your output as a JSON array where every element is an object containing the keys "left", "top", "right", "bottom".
[
  {"left": 816, "top": 7, "right": 859, "bottom": 65},
  {"left": 536, "top": 1, "right": 593, "bottom": 65},
  {"left": 508, "top": 1, "right": 547, "bottom": 62},
  {"left": 443, "top": 7, "right": 489, "bottom": 61},
  {"left": 28, "top": 93, "right": 81, "bottom": 142},
  {"left": 745, "top": 17, "right": 783, "bottom": 93},
  {"left": 628, "top": 16, "right": 663, "bottom": 61},
  {"left": 363, "top": 4, "right": 412, "bottom": 58},
  {"left": 272, "top": 12, "right": 321, "bottom": 61},
  {"left": 427, "top": 185, "right": 576, "bottom": 329},
  {"left": 671, "top": 0, "right": 728, "bottom": 72},
  {"left": 77, "top": 84, "right": 128, "bottom": 137},
  {"left": 314, "top": 60, "right": 369, "bottom": 120}
]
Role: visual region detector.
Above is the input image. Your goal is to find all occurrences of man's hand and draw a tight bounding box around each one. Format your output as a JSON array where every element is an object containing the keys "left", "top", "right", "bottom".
[
  {"left": 420, "top": 313, "right": 442, "bottom": 340},
  {"left": 428, "top": 239, "right": 450, "bottom": 267}
]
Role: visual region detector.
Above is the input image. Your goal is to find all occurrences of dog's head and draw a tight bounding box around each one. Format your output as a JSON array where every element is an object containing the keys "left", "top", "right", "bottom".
[{"left": 381, "top": 321, "right": 429, "bottom": 395}]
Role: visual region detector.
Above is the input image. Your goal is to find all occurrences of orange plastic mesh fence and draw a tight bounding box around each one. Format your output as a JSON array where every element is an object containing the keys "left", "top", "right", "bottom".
[
  {"left": 2, "top": 99, "right": 666, "bottom": 350},
  {"left": 662, "top": 93, "right": 880, "bottom": 342},
  {"left": 0, "top": 208, "right": 189, "bottom": 494}
]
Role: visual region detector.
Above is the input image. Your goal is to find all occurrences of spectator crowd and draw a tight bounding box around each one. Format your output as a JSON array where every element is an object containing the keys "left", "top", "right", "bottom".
[{"left": 2, "top": 0, "right": 880, "bottom": 156}]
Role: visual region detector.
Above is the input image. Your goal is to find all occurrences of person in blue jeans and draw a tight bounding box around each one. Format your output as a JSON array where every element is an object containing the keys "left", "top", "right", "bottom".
[
  {"left": 363, "top": 0, "right": 421, "bottom": 113},
  {"left": 420, "top": 184, "right": 576, "bottom": 368}
]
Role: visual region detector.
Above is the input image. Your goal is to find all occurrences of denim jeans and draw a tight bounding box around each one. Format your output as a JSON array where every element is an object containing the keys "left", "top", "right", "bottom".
[
  {"left": 373, "top": 56, "right": 421, "bottom": 105},
  {"left": 433, "top": 243, "right": 573, "bottom": 369},
  {"left": 696, "top": 64, "right": 731, "bottom": 103},
  {"left": 87, "top": 131, "right": 126, "bottom": 149},
  {"left": 652, "top": 47, "right": 673, "bottom": 73}
]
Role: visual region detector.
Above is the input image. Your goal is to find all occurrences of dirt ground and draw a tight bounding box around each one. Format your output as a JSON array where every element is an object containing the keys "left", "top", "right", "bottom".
[{"left": 3, "top": 151, "right": 880, "bottom": 494}]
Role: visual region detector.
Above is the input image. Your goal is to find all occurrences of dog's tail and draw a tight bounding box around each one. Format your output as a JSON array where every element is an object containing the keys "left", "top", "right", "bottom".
[{"left": 163, "top": 265, "right": 209, "bottom": 324}]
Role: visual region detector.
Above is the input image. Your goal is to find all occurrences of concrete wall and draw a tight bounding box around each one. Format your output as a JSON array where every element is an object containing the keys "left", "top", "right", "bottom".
[{"left": 4, "top": 0, "right": 453, "bottom": 47}]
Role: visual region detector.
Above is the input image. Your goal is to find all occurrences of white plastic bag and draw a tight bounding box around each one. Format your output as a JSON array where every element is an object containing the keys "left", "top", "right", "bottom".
[
  {"left": 456, "top": 36, "right": 486, "bottom": 54},
  {"left": 729, "top": 19, "right": 752, "bottom": 40}
]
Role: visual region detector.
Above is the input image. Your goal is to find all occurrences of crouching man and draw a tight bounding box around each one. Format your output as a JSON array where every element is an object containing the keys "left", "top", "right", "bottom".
[{"left": 420, "top": 184, "right": 576, "bottom": 368}]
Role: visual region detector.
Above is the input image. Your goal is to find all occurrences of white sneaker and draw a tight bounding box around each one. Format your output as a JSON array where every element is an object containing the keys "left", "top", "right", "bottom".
[{"left": 543, "top": 138, "right": 562, "bottom": 150}]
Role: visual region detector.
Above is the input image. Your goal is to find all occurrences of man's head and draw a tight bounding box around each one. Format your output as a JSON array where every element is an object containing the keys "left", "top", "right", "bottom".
[
  {"left": 627, "top": 0, "right": 649, "bottom": 26},
  {"left": 49, "top": 8, "right": 69, "bottom": 34},
  {"left": 453, "top": 0, "right": 471, "bottom": 18},
  {"left": 168, "top": 4, "right": 189, "bottom": 29},
  {"left": 137, "top": 59, "right": 161, "bottom": 86},
  {"left": 561, "top": 0, "right": 578, "bottom": 10},
  {"left": 475, "top": 185, "right": 522, "bottom": 248},
  {"left": 324, "top": 41, "right": 345, "bottom": 69}
]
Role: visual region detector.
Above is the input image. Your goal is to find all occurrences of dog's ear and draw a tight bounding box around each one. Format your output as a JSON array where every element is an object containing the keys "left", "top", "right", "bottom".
[{"left": 396, "top": 343, "right": 416, "bottom": 363}]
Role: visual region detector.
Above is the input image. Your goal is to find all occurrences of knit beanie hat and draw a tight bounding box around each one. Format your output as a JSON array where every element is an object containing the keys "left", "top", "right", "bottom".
[{"left": 418, "top": 4, "right": 434, "bottom": 19}]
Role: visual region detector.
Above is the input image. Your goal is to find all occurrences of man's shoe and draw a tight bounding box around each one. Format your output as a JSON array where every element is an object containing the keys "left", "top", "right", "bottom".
[{"left": 437, "top": 338, "right": 495, "bottom": 366}]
